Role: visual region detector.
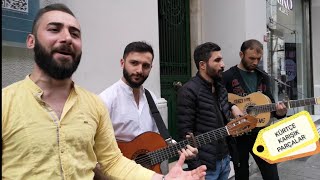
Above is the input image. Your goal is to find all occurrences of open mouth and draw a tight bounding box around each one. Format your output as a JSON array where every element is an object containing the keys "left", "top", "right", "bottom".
[
  {"left": 133, "top": 76, "right": 142, "bottom": 81},
  {"left": 55, "top": 50, "right": 74, "bottom": 59},
  {"left": 132, "top": 75, "right": 143, "bottom": 81},
  {"left": 57, "top": 50, "right": 72, "bottom": 55}
]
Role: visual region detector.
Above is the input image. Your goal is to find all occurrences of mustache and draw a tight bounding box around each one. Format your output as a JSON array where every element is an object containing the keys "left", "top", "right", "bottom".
[
  {"left": 52, "top": 45, "right": 75, "bottom": 58},
  {"left": 131, "top": 73, "right": 143, "bottom": 77}
]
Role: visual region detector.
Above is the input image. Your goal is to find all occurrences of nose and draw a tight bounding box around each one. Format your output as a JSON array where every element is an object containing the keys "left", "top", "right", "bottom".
[
  {"left": 136, "top": 64, "right": 143, "bottom": 74},
  {"left": 61, "top": 29, "right": 72, "bottom": 44},
  {"left": 221, "top": 60, "right": 225, "bottom": 68},
  {"left": 253, "top": 59, "right": 259, "bottom": 65}
]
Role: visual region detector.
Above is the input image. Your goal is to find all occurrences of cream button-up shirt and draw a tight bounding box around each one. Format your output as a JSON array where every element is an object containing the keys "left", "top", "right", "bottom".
[{"left": 99, "top": 79, "right": 159, "bottom": 142}]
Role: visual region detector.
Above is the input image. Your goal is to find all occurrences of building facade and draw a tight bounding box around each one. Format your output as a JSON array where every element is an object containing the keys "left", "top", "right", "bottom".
[
  {"left": 2, "top": 0, "right": 319, "bottom": 130},
  {"left": 2, "top": 0, "right": 319, "bottom": 177}
]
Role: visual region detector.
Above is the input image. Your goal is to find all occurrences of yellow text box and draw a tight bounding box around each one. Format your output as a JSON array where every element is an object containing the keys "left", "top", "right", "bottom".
[{"left": 253, "top": 111, "right": 319, "bottom": 161}]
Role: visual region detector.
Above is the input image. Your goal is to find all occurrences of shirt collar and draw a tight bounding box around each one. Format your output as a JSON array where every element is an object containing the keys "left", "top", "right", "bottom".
[
  {"left": 23, "top": 75, "right": 77, "bottom": 98},
  {"left": 119, "top": 79, "right": 145, "bottom": 96}
]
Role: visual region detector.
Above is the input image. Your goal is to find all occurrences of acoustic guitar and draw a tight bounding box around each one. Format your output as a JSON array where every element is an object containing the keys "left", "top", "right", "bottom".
[
  {"left": 117, "top": 115, "right": 257, "bottom": 173},
  {"left": 228, "top": 92, "right": 320, "bottom": 127}
]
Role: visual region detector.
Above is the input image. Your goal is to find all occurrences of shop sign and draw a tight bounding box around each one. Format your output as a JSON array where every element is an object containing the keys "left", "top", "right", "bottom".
[{"left": 278, "top": 0, "right": 293, "bottom": 15}]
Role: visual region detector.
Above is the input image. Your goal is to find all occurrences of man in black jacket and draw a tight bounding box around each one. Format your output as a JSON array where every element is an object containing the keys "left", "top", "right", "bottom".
[
  {"left": 223, "top": 39, "right": 287, "bottom": 180},
  {"left": 177, "top": 42, "right": 243, "bottom": 180}
]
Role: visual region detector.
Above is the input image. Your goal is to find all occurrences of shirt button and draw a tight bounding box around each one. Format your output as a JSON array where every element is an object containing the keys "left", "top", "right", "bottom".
[{"left": 61, "top": 149, "right": 64, "bottom": 153}]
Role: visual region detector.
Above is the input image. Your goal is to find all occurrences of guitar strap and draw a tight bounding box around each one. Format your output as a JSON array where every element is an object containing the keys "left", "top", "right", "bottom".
[{"left": 145, "top": 89, "right": 171, "bottom": 141}]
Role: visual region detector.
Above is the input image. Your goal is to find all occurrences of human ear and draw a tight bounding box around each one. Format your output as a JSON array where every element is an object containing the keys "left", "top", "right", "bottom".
[
  {"left": 199, "top": 61, "right": 206, "bottom": 70},
  {"left": 120, "top": 59, "right": 125, "bottom": 68},
  {"left": 239, "top": 51, "right": 244, "bottom": 59},
  {"left": 26, "top": 34, "right": 35, "bottom": 49}
]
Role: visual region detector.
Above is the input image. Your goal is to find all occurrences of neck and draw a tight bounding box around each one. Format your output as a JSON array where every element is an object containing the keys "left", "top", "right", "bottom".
[
  {"left": 30, "top": 66, "right": 73, "bottom": 93},
  {"left": 30, "top": 66, "right": 73, "bottom": 119},
  {"left": 132, "top": 88, "right": 141, "bottom": 107},
  {"left": 237, "top": 64, "right": 253, "bottom": 72},
  {"left": 121, "top": 77, "right": 141, "bottom": 107}
]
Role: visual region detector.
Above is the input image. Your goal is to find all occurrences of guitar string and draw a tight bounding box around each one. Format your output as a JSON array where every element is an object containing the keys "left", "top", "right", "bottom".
[
  {"left": 135, "top": 130, "right": 224, "bottom": 165},
  {"left": 135, "top": 122, "right": 245, "bottom": 165},
  {"left": 134, "top": 127, "right": 231, "bottom": 165},
  {"left": 136, "top": 129, "right": 229, "bottom": 166},
  {"left": 135, "top": 117, "right": 252, "bottom": 165},
  {"left": 254, "top": 98, "right": 316, "bottom": 114}
]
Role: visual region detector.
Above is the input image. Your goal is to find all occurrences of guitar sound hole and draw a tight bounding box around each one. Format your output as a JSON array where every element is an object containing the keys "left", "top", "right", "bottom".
[
  {"left": 134, "top": 153, "right": 152, "bottom": 169},
  {"left": 246, "top": 106, "right": 257, "bottom": 115}
]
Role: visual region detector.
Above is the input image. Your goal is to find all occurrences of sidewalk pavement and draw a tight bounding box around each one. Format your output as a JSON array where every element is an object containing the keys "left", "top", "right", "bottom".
[{"left": 248, "top": 152, "right": 320, "bottom": 180}]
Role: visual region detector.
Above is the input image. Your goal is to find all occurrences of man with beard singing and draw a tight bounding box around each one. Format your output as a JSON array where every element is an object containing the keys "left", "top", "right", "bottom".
[
  {"left": 223, "top": 39, "right": 287, "bottom": 180},
  {"left": 1, "top": 4, "right": 207, "bottom": 180},
  {"left": 98, "top": 41, "right": 198, "bottom": 174},
  {"left": 177, "top": 42, "right": 243, "bottom": 180}
]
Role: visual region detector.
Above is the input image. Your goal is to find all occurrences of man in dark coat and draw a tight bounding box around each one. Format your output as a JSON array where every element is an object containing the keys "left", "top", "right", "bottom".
[{"left": 177, "top": 42, "right": 243, "bottom": 180}]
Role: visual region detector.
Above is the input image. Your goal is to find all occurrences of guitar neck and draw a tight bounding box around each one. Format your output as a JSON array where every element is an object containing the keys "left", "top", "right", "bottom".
[
  {"left": 148, "top": 126, "right": 228, "bottom": 165},
  {"left": 254, "top": 97, "right": 319, "bottom": 114}
]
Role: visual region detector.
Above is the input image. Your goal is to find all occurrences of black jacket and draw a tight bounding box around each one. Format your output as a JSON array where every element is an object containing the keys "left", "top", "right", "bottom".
[
  {"left": 223, "top": 65, "right": 285, "bottom": 121},
  {"left": 176, "top": 72, "right": 232, "bottom": 170}
]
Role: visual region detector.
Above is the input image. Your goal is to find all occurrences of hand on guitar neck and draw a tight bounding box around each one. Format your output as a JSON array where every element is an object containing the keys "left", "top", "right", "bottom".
[
  {"left": 275, "top": 101, "right": 287, "bottom": 117},
  {"left": 178, "top": 144, "right": 198, "bottom": 160}
]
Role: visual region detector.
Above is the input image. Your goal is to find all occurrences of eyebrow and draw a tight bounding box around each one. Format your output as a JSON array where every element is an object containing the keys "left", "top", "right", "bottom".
[
  {"left": 47, "top": 22, "right": 81, "bottom": 34},
  {"left": 129, "top": 59, "right": 151, "bottom": 65},
  {"left": 214, "top": 57, "right": 223, "bottom": 61}
]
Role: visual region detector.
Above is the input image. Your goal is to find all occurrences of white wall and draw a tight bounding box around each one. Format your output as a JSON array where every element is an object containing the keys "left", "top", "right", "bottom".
[
  {"left": 312, "top": 0, "right": 320, "bottom": 114},
  {"left": 2, "top": 46, "right": 34, "bottom": 88},
  {"left": 190, "top": 0, "right": 202, "bottom": 75},
  {"left": 64, "top": 0, "right": 161, "bottom": 97},
  {"left": 2, "top": 0, "right": 161, "bottom": 98},
  {"left": 200, "top": 0, "right": 267, "bottom": 70}
]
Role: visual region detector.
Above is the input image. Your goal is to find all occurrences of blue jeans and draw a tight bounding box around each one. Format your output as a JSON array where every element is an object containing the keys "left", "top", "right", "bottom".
[{"left": 205, "top": 155, "right": 231, "bottom": 180}]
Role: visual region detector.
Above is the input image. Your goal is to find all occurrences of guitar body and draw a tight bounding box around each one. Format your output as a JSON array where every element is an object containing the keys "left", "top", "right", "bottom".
[
  {"left": 228, "top": 92, "right": 272, "bottom": 127},
  {"left": 117, "top": 132, "right": 167, "bottom": 173}
]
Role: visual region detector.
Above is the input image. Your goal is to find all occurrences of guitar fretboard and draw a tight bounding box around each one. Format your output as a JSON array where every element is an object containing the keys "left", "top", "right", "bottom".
[
  {"left": 253, "top": 98, "right": 318, "bottom": 114},
  {"left": 140, "top": 126, "right": 229, "bottom": 166}
]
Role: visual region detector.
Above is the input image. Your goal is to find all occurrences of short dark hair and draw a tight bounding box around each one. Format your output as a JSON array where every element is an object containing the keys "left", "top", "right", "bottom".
[
  {"left": 240, "top": 39, "right": 263, "bottom": 54},
  {"left": 193, "top": 42, "right": 221, "bottom": 70},
  {"left": 31, "top": 3, "right": 75, "bottom": 34},
  {"left": 123, "top": 41, "right": 154, "bottom": 60}
]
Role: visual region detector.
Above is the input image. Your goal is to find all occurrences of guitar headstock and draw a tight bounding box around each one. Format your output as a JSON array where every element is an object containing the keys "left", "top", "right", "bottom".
[{"left": 227, "top": 115, "right": 258, "bottom": 136}]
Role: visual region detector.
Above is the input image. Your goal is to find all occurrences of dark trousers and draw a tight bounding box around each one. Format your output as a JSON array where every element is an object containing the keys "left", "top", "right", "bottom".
[{"left": 233, "top": 133, "right": 279, "bottom": 180}]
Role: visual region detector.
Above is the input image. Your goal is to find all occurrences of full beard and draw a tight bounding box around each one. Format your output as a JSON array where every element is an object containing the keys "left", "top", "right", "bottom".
[
  {"left": 207, "top": 67, "right": 224, "bottom": 81},
  {"left": 123, "top": 68, "right": 148, "bottom": 88},
  {"left": 34, "top": 39, "right": 82, "bottom": 80}
]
